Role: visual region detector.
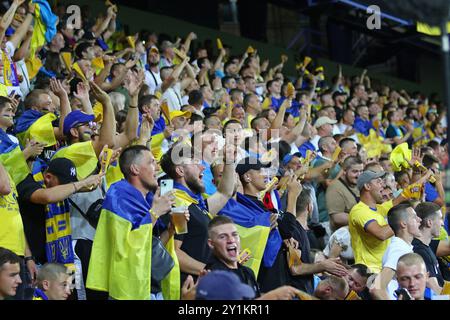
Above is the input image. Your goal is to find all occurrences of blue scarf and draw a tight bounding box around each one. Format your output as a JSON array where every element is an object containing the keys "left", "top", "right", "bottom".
[
  {"left": 15, "top": 109, "right": 42, "bottom": 134},
  {"left": 45, "top": 199, "right": 75, "bottom": 267}
]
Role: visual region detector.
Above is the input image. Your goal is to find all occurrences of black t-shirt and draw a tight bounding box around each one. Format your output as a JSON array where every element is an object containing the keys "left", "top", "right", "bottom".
[
  {"left": 278, "top": 212, "right": 314, "bottom": 294},
  {"left": 16, "top": 174, "right": 47, "bottom": 264},
  {"left": 412, "top": 238, "right": 444, "bottom": 287},
  {"left": 205, "top": 255, "right": 261, "bottom": 298},
  {"left": 175, "top": 203, "right": 212, "bottom": 284}
]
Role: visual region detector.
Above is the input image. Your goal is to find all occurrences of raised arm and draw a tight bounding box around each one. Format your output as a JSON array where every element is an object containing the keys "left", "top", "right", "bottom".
[
  {"left": 9, "top": 1, "right": 34, "bottom": 48},
  {"left": 50, "top": 78, "right": 72, "bottom": 141},
  {"left": 206, "top": 145, "right": 236, "bottom": 215},
  {"left": 0, "top": 0, "right": 24, "bottom": 44},
  {"left": 114, "top": 69, "right": 144, "bottom": 148},
  {"left": 90, "top": 81, "right": 115, "bottom": 156}
]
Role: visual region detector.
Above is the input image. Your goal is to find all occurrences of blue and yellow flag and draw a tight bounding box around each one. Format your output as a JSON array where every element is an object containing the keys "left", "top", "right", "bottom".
[
  {"left": 30, "top": 0, "right": 58, "bottom": 57},
  {"left": 150, "top": 116, "right": 166, "bottom": 162},
  {"left": 52, "top": 141, "right": 98, "bottom": 180},
  {"left": 87, "top": 179, "right": 153, "bottom": 300},
  {"left": 105, "top": 161, "right": 124, "bottom": 190},
  {"left": 16, "top": 110, "right": 57, "bottom": 147},
  {"left": 45, "top": 199, "right": 75, "bottom": 272},
  {"left": 235, "top": 193, "right": 282, "bottom": 269},
  {"left": 218, "top": 195, "right": 271, "bottom": 277},
  {"left": 0, "top": 129, "right": 30, "bottom": 185},
  {"left": 161, "top": 235, "right": 180, "bottom": 300}
]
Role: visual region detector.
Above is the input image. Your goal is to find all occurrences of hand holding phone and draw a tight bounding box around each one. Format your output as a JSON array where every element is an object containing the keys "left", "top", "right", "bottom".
[{"left": 160, "top": 179, "right": 174, "bottom": 196}]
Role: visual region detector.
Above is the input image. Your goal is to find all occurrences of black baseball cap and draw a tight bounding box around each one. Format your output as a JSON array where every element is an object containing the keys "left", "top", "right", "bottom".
[
  {"left": 47, "top": 158, "right": 78, "bottom": 184},
  {"left": 235, "top": 157, "right": 271, "bottom": 176}
]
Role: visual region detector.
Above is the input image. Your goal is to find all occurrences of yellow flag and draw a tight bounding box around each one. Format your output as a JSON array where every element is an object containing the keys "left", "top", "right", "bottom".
[
  {"left": 161, "top": 236, "right": 180, "bottom": 300},
  {"left": 92, "top": 101, "right": 103, "bottom": 123},
  {"left": 389, "top": 143, "right": 412, "bottom": 172},
  {"left": 17, "top": 113, "right": 57, "bottom": 147},
  {"left": 126, "top": 36, "right": 136, "bottom": 49},
  {"left": 417, "top": 21, "right": 450, "bottom": 36},
  {"left": 303, "top": 56, "right": 312, "bottom": 67},
  {"left": 25, "top": 56, "right": 43, "bottom": 80},
  {"left": 72, "top": 62, "right": 86, "bottom": 81},
  {"left": 52, "top": 141, "right": 98, "bottom": 180},
  {"left": 217, "top": 38, "right": 223, "bottom": 50},
  {"left": 61, "top": 52, "right": 72, "bottom": 72},
  {"left": 91, "top": 57, "right": 104, "bottom": 71},
  {"left": 246, "top": 46, "right": 255, "bottom": 54}
]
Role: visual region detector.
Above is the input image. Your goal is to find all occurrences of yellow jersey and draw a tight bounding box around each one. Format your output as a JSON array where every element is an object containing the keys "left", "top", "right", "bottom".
[
  {"left": 349, "top": 200, "right": 393, "bottom": 273},
  {"left": 0, "top": 173, "right": 25, "bottom": 256}
]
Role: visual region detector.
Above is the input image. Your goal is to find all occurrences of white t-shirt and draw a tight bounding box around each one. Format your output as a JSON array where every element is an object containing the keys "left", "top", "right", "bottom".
[
  {"left": 162, "top": 82, "right": 183, "bottom": 111},
  {"left": 382, "top": 236, "right": 413, "bottom": 300},
  {"left": 144, "top": 68, "right": 162, "bottom": 95},
  {"left": 337, "top": 122, "right": 359, "bottom": 143},
  {"left": 0, "top": 41, "right": 22, "bottom": 98}
]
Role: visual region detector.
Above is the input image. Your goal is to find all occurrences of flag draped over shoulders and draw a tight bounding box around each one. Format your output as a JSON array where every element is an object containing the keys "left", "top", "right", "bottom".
[
  {"left": 87, "top": 179, "right": 153, "bottom": 300},
  {"left": 0, "top": 129, "right": 30, "bottom": 185},
  {"left": 219, "top": 195, "right": 271, "bottom": 277},
  {"left": 235, "top": 193, "right": 282, "bottom": 269},
  {"left": 15, "top": 110, "right": 57, "bottom": 147}
]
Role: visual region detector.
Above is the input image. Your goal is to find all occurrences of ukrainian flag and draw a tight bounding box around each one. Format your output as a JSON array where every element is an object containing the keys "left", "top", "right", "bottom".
[
  {"left": 105, "top": 161, "right": 124, "bottom": 190},
  {"left": 15, "top": 110, "right": 57, "bottom": 148},
  {"left": 236, "top": 193, "right": 282, "bottom": 269},
  {"left": 86, "top": 179, "right": 153, "bottom": 300},
  {"left": 161, "top": 236, "right": 181, "bottom": 300},
  {"left": 150, "top": 116, "right": 166, "bottom": 162},
  {"left": 52, "top": 141, "right": 98, "bottom": 180},
  {"left": 219, "top": 194, "right": 271, "bottom": 278},
  {"left": 30, "top": 0, "right": 58, "bottom": 57},
  {"left": 0, "top": 129, "right": 30, "bottom": 185}
]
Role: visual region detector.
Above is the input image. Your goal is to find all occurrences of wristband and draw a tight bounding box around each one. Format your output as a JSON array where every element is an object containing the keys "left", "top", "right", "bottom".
[
  {"left": 128, "top": 105, "right": 137, "bottom": 109},
  {"left": 150, "top": 209, "right": 158, "bottom": 220}
]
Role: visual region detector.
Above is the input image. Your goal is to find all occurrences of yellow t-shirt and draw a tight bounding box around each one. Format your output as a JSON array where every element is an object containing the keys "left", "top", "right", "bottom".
[
  {"left": 349, "top": 200, "right": 393, "bottom": 273},
  {"left": 0, "top": 173, "right": 25, "bottom": 256}
]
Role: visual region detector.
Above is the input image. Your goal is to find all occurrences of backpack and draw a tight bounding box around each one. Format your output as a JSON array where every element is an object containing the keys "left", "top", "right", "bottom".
[{"left": 68, "top": 185, "right": 105, "bottom": 229}]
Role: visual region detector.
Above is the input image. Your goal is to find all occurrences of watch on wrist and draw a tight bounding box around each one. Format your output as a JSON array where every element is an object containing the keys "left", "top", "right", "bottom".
[{"left": 24, "top": 256, "right": 35, "bottom": 263}]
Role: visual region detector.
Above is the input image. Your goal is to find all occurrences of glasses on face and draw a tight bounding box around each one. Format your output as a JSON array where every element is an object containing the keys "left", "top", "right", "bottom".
[{"left": 74, "top": 121, "right": 96, "bottom": 129}]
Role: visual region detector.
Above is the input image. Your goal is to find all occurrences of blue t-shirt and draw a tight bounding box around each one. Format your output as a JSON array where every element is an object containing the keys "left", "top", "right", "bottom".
[
  {"left": 425, "top": 182, "right": 439, "bottom": 202},
  {"left": 201, "top": 160, "right": 217, "bottom": 195}
]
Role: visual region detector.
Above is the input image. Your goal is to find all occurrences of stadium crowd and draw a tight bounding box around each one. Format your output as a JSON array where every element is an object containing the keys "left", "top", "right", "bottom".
[{"left": 0, "top": 0, "right": 450, "bottom": 301}]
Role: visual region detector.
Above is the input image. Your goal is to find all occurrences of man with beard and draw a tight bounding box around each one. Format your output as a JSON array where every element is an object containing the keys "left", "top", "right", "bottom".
[
  {"left": 159, "top": 143, "right": 236, "bottom": 285},
  {"left": 326, "top": 156, "right": 363, "bottom": 232},
  {"left": 349, "top": 171, "right": 409, "bottom": 273},
  {"left": 87, "top": 145, "right": 174, "bottom": 300}
]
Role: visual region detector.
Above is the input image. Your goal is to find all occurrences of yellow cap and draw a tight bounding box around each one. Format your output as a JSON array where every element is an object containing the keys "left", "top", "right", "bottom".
[{"left": 169, "top": 110, "right": 191, "bottom": 121}]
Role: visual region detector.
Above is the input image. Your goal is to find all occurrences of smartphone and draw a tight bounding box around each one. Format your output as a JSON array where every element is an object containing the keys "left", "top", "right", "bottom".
[
  {"left": 395, "top": 288, "right": 412, "bottom": 300},
  {"left": 160, "top": 179, "right": 173, "bottom": 196}
]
